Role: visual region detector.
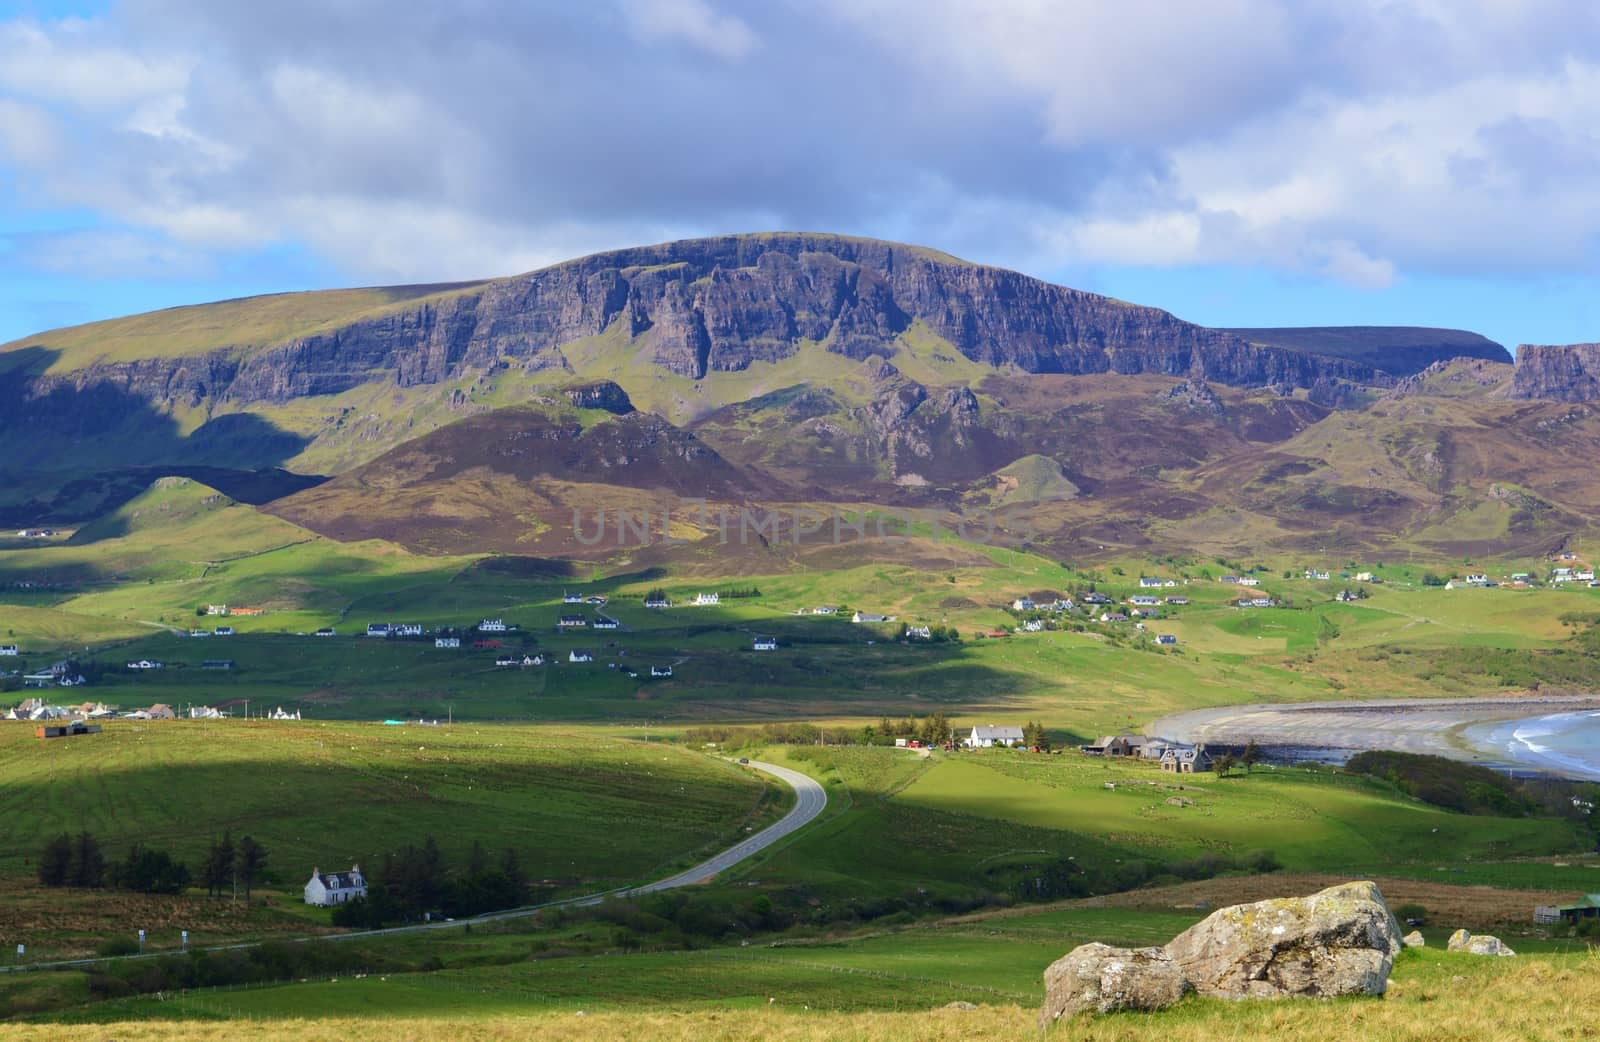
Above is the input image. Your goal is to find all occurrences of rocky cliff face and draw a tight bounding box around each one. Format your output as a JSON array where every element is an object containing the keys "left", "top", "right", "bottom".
[
  {"left": 9, "top": 234, "right": 1391, "bottom": 432},
  {"left": 1510, "top": 344, "right": 1600, "bottom": 401}
]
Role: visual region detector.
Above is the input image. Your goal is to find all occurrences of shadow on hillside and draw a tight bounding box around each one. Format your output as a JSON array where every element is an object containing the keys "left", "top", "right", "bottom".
[{"left": 0, "top": 345, "right": 325, "bottom": 528}]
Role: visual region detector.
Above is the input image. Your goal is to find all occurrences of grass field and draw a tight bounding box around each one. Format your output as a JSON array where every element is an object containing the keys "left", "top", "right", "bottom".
[
  {"left": 16, "top": 899, "right": 1600, "bottom": 1037},
  {"left": 0, "top": 721, "right": 781, "bottom": 959}
]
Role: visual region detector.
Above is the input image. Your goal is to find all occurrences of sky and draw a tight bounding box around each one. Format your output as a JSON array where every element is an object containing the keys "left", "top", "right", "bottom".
[{"left": 2, "top": 0, "right": 1599, "bottom": 351}]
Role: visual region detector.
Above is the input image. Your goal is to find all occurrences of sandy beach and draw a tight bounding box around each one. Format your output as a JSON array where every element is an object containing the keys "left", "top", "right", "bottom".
[{"left": 1148, "top": 694, "right": 1600, "bottom": 779}]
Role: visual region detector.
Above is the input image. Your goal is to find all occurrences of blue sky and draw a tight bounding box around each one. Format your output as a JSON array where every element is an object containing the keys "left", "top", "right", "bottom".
[{"left": 3, "top": 1, "right": 1599, "bottom": 352}]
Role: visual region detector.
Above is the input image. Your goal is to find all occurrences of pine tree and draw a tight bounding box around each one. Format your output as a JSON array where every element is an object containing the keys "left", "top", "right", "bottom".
[
  {"left": 38, "top": 833, "right": 72, "bottom": 887},
  {"left": 236, "top": 835, "right": 267, "bottom": 900},
  {"left": 69, "top": 831, "right": 104, "bottom": 888}
]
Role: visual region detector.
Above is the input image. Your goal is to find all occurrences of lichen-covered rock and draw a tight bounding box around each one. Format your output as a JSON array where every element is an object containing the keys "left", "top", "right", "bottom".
[
  {"left": 1403, "top": 931, "right": 1426, "bottom": 948},
  {"left": 1039, "top": 882, "right": 1403, "bottom": 1026},
  {"left": 1163, "top": 881, "right": 1401, "bottom": 1000},
  {"left": 1446, "top": 929, "right": 1515, "bottom": 956},
  {"left": 1039, "top": 943, "right": 1190, "bottom": 1027}
]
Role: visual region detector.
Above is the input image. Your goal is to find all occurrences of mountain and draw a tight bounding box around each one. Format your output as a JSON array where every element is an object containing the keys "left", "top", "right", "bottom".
[
  {"left": 4, "top": 231, "right": 1597, "bottom": 562},
  {"left": 1220, "top": 326, "right": 1511, "bottom": 376}
]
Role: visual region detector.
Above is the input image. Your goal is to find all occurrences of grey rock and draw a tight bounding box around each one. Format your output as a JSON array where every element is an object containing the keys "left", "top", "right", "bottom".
[
  {"left": 1446, "top": 929, "right": 1515, "bottom": 956},
  {"left": 1039, "top": 881, "right": 1403, "bottom": 1025},
  {"left": 1403, "top": 930, "right": 1425, "bottom": 948},
  {"left": 1039, "top": 943, "right": 1190, "bottom": 1027}
]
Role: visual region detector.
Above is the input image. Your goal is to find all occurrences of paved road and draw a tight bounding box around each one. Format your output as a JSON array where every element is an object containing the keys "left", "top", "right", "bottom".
[{"left": 0, "top": 759, "right": 826, "bottom": 974}]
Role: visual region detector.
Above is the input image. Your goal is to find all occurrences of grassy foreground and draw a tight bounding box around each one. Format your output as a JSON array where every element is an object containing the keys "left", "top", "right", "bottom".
[{"left": 12, "top": 949, "right": 1600, "bottom": 1041}]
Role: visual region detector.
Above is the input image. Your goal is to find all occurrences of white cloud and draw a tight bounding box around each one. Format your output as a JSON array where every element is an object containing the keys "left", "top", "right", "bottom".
[
  {"left": 2, "top": 1, "right": 1600, "bottom": 292},
  {"left": 0, "top": 98, "right": 59, "bottom": 166},
  {"left": 623, "top": 0, "right": 757, "bottom": 60}
]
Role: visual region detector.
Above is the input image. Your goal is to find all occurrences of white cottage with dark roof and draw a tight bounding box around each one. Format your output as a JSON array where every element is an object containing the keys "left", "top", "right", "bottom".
[{"left": 304, "top": 865, "right": 367, "bottom": 906}]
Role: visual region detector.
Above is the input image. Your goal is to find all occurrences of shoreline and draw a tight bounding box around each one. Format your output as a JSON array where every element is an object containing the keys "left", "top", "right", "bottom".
[{"left": 1147, "top": 694, "right": 1600, "bottom": 782}]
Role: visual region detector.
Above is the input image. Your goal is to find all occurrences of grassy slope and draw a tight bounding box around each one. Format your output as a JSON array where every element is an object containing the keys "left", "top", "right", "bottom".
[
  {"left": 0, "top": 721, "right": 772, "bottom": 896},
  {"left": 19, "top": 915, "right": 1600, "bottom": 1036},
  {"left": 0, "top": 283, "right": 488, "bottom": 375}
]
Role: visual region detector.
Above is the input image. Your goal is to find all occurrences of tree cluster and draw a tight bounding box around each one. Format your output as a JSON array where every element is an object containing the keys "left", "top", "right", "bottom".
[
  {"left": 39, "top": 831, "right": 268, "bottom": 897},
  {"left": 331, "top": 838, "right": 528, "bottom": 928}
]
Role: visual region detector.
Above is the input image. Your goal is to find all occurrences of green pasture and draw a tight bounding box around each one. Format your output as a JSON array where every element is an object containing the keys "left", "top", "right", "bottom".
[{"left": 0, "top": 721, "right": 778, "bottom": 895}]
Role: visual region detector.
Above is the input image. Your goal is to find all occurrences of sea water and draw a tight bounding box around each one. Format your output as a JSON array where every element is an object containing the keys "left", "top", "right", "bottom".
[{"left": 1466, "top": 710, "right": 1600, "bottom": 781}]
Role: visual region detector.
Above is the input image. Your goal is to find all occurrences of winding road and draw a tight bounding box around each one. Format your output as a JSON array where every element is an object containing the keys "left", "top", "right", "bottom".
[{"left": 0, "top": 759, "right": 827, "bottom": 973}]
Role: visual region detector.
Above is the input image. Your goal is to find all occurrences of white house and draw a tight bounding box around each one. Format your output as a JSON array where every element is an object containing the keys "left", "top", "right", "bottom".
[
  {"left": 906, "top": 625, "right": 933, "bottom": 640},
  {"left": 1579, "top": 571, "right": 1598, "bottom": 582},
  {"left": 562, "top": 592, "right": 584, "bottom": 604},
  {"left": 557, "top": 615, "right": 587, "bottom": 629},
  {"left": 126, "top": 660, "right": 163, "bottom": 671},
  {"left": 692, "top": 592, "right": 720, "bottom": 606},
  {"left": 214, "top": 626, "right": 235, "bottom": 636},
  {"left": 1166, "top": 596, "right": 1189, "bottom": 605},
  {"left": 479, "top": 619, "right": 508, "bottom": 632},
  {"left": 1354, "top": 572, "right": 1376, "bottom": 582},
  {"left": 1138, "top": 577, "right": 1163, "bottom": 588},
  {"left": 812, "top": 605, "right": 838, "bottom": 615},
  {"left": 569, "top": 649, "right": 594, "bottom": 663},
  {"left": 435, "top": 637, "right": 460, "bottom": 649},
  {"left": 1022, "top": 619, "right": 1045, "bottom": 632},
  {"left": 1011, "top": 597, "right": 1037, "bottom": 611},
  {"left": 393, "top": 623, "right": 423, "bottom": 638},
  {"left": 366, "top": 623, "right": 391, "bottom": 638},
  {"left": 269, "top": 706, "right": 301, "bottom": 720},
  {"left": 188, "top": 629, "right": 212, "bottom": 638},
  {"left": 1250, "top": 597, "right": 1275, "bottom": 607},
  {"left": 593, "top": 618, "right": 620, "bottom": 631},
  {"left": 1155, "top": 634, "right": 1178, "bottom": 645},
  {"left": 651, "top": 665, "right": 673, "bottom": 677},
  {"left": 644, "top": 593, "right": 671, "bottom": 609},
  {"left": 304, "top": 866, "right": 366, "bottom": 906},
  {"left": 189, "top": 706, "right": 224, "bottom": 719},
  {"left": 753, "top": 636, "right": 778, "bottom": 651},
  {"left": 966, "top": 725, "right": 1026, "bottom": 749},
  {"left": 206, "top": 604, "right": 229, "bottom": 616},
  {"left": 314, "top": 628, "right": 336, "bottom": 637},
  {"left": 852, "top": 611, "right": 892, "bottom": 623},
  {"left": 0, "top": 645, "right": 17, "bottom": 656},
  {"left": 1128, "top": 595, "right": 1160, "bottom": 606},
  {"left": 1238, "top": 576, "right": 1261, "bottom": 587}
]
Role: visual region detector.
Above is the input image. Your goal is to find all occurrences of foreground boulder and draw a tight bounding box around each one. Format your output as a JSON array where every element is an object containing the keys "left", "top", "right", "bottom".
[
  {"left": 1041, "top": 881, "right": 1402, "bottom": 1027},
  {"left": 1403, "top": 931, "right": 1426, "bottom": 948},
  {"left": 1039, "top": 943, "right": 1190, "bottom": 1024},
  {"left": 1446, "top": 929, "right": 1515, "bottom": 956}
]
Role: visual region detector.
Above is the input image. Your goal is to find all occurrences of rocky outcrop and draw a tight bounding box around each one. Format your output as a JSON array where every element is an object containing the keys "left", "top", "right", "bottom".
[
  {"left": 1446, "top": 929, "right": 1515, "bottom": 956},
  {"left": 563, "top": 380, "right": 635, "bottom": 414},
  {"left": 8, "top": 235, "right": 1390, "bottom": 429},
  {"left": 1040, "top": 881, "right": 1402, "bottom": 1026},
  {"left": 1510, "top": 344, "right": 1600, "bottom": 401}
]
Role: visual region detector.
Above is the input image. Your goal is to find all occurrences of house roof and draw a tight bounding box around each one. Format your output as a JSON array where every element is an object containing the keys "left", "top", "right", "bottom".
[
  {"left": 971, "top": 725, "right": 1025, "bottom": 740},
  {"left": 313, "top": 868, "right": 364, "bottom": 891}
]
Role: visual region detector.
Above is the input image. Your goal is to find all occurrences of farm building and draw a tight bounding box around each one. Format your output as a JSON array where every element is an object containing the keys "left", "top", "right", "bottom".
[
  {"left": 147, "top": 704, "right": 176, "bottom": 720},
  {"left": 479, "top": 619, "right": 508, "bottom": 632},
  {"left": 569, "top": 650, "right": 594, "bottom": 663},
  {"left": 966, "top": 725, "right": 1025, "bottom": 749},
  {"left": 852, "top": 611, "right": 891, "bottom": 623},
  {"left": 1082, "top": 734, "right": 1148, "bottom": 757},
  {"left": 304, "top": 866, "right": 367, "bottom": 906},
  {"left": 435, "top": 637, "right": 460, "bottom": 649},
  {"left": 651, "top": 665, "right": 673, "bottom": 677},
  {"left": 366, "top": 623, "right": 391, "bottom": 638},
  {"left": 692, "top": 592, "right": 720, "bottom": 606},
  {"left": 35, "top": 721, "right": 101, "bottom": 739},
  {"left": 0, "top": 644, "right": 17, "bottom": 656},
  {"left": 594, "top": 618, "right": 620, "bottom": 631},
  {"left": 753, "top": 636, "right": 778, "bottom": 651},
  {"left": 1534, "top": 895, "right": 1600, "bottom": 925},
  {"left": 1160, "top": 745, "right": 1214, "bottom": 773},
  {"left": 558, "top": 615, "right": 587, "bottom": 629}
]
